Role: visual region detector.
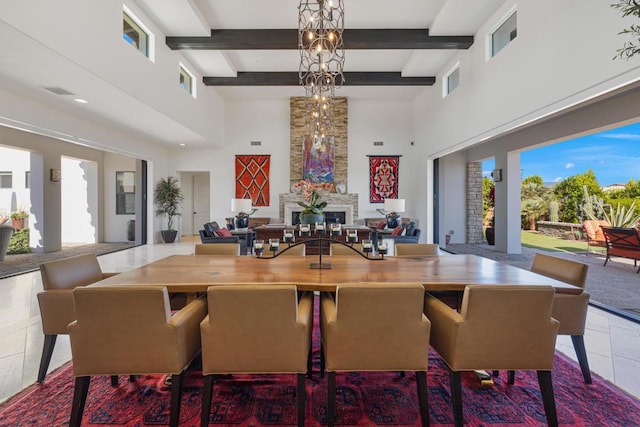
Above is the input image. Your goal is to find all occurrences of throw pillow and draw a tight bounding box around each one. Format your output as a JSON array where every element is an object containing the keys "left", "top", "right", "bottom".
[
  {"left": 391, "top": 226, "right": 404, "bottom": 236},
  {"left": 376, "top": 220, "right": 387, "bottom": 230},
  {"left": 216, "top": 228, "right": 232, "bottom": 237}
]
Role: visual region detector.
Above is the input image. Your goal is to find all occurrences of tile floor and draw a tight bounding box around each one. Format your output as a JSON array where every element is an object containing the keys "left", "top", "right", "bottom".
[{"left": 1, "top": 238, "right": 639, "bottom": 404}]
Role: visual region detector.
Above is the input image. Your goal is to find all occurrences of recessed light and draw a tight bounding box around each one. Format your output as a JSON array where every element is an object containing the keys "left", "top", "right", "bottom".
[
  {"left": 179, "top": 143, "right": 186, "bottom": 147},
  {"left": 73, "top": 98, "right": 88, "bottom": 104}
]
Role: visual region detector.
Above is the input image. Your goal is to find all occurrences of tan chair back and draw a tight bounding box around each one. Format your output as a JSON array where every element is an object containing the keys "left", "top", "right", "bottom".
[
  {"left": 330, "top": 243, "right": 362, "bottom": 256},
  {"left": 322, "top": 283, "right": 430, "bottom": 371},
  {"left": 195, "top": 243, "right": 241, "bottom": 255},
  {"left": 69, "top": 286, "right": 205, "bottom": 376},
  {"left": 531, "top": 253, "right": 588, "bottom": 288},
  {"left": 264, "top": 244, "right": 306, "bottom": 257},
  {"left": 40, "top": 253, "right": 104, "bottom": 290},
  {"left": 395, "top": 243, "right": 439, "bottom": 256},
  {"left": 427, "top": 285, "right": 558, "bottom": 370},
  {"left": 202, "top": 285, "right": 313, "bottom": 374}
]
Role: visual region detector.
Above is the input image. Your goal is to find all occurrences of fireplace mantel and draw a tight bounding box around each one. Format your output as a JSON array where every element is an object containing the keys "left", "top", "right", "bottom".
[{"left": 279, "top": 193, "right": 358, "bottom": 225}]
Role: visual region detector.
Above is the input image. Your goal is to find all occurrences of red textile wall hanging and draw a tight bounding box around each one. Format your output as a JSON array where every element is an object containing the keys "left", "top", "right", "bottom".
[
  {"left": 369, "top": 156, "right": 399, "bottom": 203},
  {"left": 235, "top": 155, "right": 270, "bottom": 206}
]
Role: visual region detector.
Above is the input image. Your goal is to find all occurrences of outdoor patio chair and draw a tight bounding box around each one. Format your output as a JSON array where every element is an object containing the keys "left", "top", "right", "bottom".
[{"left": 602, "top": 226, "right": 640, "bottom": 273}]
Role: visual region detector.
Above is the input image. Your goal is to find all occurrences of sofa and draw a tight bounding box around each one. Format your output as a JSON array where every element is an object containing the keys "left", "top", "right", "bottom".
[
  {"left": 199, "top": 222, "right": 247, "bottom": 254},
  {"left": 372, "top": 221, "right": 421, "bottom": 246}
]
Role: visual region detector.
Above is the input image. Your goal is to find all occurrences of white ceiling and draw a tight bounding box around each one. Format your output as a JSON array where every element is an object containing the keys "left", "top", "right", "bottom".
[{"left": 0, "top": 0, "right": 507, "bottom": 148}]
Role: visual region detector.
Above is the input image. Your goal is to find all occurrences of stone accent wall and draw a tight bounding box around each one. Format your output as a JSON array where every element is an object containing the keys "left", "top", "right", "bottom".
[
  {"left": 466, "top": 162, "right": 484, "bottom": 244},
  {"left": 289, "top": 97, "right": 348, "bottom": 185}
]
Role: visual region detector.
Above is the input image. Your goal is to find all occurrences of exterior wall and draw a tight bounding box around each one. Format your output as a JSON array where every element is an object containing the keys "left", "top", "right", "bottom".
[
  {"left": 61, "top": 157, "right": 98, "bottom": 244},
  {"left": 436, "top": 152, "right": 467, "bottom": 245},
  {"left": 103, "top": 153, "right": 137, "bottom": 242},
  {"left": 466, "top": 162, "right": 483, "bottom": 244},
  {"left": 0, "top": 146, "right": 30, "bottom": 221}
]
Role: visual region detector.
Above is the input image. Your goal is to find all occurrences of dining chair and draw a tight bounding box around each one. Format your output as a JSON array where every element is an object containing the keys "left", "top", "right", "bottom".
[
  {"left": 200, "top": 285, "right": 313, "bottom": 427},
  {"left": 329, "top": 243, "right": 362, "bottom": 255},
  {"left": 530, "top": 253, "right": 592, "bottom": 383},
  {"left": 68, "top": 286, "right": 207, "bottom": 427},
  {"left": 395, "top": 243, "right": 440, "bottom": 256},
  {"left": 321, "top": 283, "right": 431, "bottom": 427},
  {"left": 36, "top": 253, "right": 118, "bottom": 383},
  {"left": 425, "top": 285, "right": 559, "bottom": 427},
  {"left": 194, "top": 242, "right": 241, "bottom": 255}
]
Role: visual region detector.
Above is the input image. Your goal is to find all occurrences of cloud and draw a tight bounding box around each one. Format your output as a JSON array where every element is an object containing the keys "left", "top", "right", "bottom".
[
  {"left": 554, "top": 176, "right": 564, "bottom": 182},
  {"left": 600, "top": 133, "right": 640, "bottom": 141},
  {"left": 565, "top": 163, "right": 575, "bottom": 169}
]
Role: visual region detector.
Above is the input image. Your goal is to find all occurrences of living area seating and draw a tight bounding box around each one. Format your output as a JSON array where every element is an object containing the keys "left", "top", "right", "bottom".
[
  {"left": 199, "top": 221, "right": 247, "bottom": 254},
  {"left": 582, "top": 220, "right": 609, "bottom": 255},
  {"left": 200, "top": 285, "right": 313, "bottom": 427},
  {"left": 601, "top": 226, "right": 640, "bottom": 273},
  {"left": 371, "top": 221, "right": 421, "bottom": 246},
  {"left": 531, "top": 253, "right": 592, "bottom": 383},
  {"left": 36, "top": 253, "right": 118, "bottom": 383},
  {"left": 68, "top": 286, "right": 207, "bottom": 427},
  {"left": 424, "top": 285, "right": 560, "bottom": 427},
  {"left": 321, "top": 283, "right": 431, "bottom": 427}
]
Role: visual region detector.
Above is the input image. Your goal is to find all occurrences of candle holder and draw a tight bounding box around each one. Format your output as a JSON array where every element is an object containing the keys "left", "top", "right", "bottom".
[
  {"left": 377, "top": 241, "right": 388, "bottom": 258},
  {"left": 315, "top": 221, "right": 326, "bottom": 234},
  {"left": 254, "top": 240, "right": 264, "bottom": 257},
  {"left": 299, "top": 224, "right": 311, "bottom": 237},
  {"left": 346, "top": 229, "right": 358, "bottom": 243},
  {"left": 269, "top": 238, "right": 281, "bottom": 253},
  {"left": 283, "top": 230, "right": 295, "bottom": 243},
  {"left": 330, "top": 223, "right": 342, "bottom": 237},
  {"left": 361, "top": 239, "right": 373, "bottom": 257}
]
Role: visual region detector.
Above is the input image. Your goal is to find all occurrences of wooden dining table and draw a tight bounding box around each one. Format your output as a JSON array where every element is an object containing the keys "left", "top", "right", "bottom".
[{"left": 92, "top": 253, "right": 582, "bottom": 294}]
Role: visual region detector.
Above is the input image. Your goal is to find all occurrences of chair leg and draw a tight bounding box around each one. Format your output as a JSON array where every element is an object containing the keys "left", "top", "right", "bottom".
[
  {"left": 416, "top": 371, "right": 430, "bottom": 427},
  {"left": 307, "top": 346, "right": 313, "bottom": 379},
  {"left": 201, "top": 375, "right": 215, "bottom": 427},
  {"left": 37, "top": 334, "right": 57, "bottom": 383},
  {"left": 537, "top": 371, "right": 558, "bottom": 427},
  {"left": 603, "top": 255, "right": 609, "bottom": 266},
  {"left": 507, "top": 370, "right": 515, "bottom": 384},
  {"left": 491, "top": 370, "right": 499, "bottom": 377},
  {"left": 328, "top": 371, "right": 336, "bottom": 427},
  {"left": 448, "top": 369, "right": 463, "bottom": 427},
  {"left": 320, "top": 342, "right": 325, "bottom": 379},
  {"left": 571, "top": 335, "right": 592, "bottom": 384},
  {"left": 69, "top": 376, "right": 91, "bottom": 427},
  {"left": 129, "top": 375, "right": 136, "bottom": 382},
  {"left": 110, "top": 375, "right": 119, "bottom": 386},
  {"left": 170, "top": 370, "right": 185, "bottom": 427},
  {"left": 297, "top": 373, "right": 306, "bottom": 427}
]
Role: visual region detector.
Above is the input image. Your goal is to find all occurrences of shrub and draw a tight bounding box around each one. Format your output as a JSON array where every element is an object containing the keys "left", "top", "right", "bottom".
[{"left": 7, "top": 229, "right": 30, "bottom": 254}]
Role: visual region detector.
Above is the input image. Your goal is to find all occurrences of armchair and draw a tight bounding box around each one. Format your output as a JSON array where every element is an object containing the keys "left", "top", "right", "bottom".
[
  {"left": 582, "top": 220, "right": 609, "bottom": 255},
  {"left": 36, "top": 253, "right": 118, "bottom": 383},
  {"left": 424, "top": 285, "right": 559, "bottom": 427},
  {"left": 68, "top": 286, "right": 207, "bottom": 427},
  {"left": 602, "top": 226, "right": 640, "bottom": 273},
  {"left": 199, "top": 221, "right": 247, "bottom": 254}
]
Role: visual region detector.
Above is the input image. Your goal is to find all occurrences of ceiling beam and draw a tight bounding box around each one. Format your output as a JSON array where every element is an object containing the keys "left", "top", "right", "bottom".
[
  {"left": 203, "top": 72, "right": 435, "bottom": 86},
  {"left": 167, "top": 29, "right": 473, "bottom": 50}
]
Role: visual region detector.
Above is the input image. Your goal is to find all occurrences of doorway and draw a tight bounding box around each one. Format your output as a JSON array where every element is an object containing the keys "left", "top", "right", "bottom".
[{"left": 179, "top": 172, "right": 210, "bottom": 236}]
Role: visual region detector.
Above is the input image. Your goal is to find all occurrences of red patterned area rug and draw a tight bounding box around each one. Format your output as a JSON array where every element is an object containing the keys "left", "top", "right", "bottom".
[{"left": 3, "top": 314, "right": 640, "bottom": 426}]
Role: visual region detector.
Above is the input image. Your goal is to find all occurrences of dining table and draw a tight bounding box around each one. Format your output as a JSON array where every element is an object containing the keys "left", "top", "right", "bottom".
[{"left": 92, "top": 253, "right": 582, "bottom": 294}]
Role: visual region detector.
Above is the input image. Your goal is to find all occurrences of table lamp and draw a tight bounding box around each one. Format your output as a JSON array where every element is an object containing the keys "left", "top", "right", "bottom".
[
  {"left": 231, "top": 198, "right": 256, "bottom": 229},
  {"left": 383, "top": 198, "right": 405, "bottom": 228}
]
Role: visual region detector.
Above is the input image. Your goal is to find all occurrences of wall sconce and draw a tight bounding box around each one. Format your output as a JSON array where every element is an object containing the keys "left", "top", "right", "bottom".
[
  {"left": 491, "top": 169, "right": 502, "bottom": 182},
  {"left": 50, "top": 169, "right": 61, "bottom": 182}
]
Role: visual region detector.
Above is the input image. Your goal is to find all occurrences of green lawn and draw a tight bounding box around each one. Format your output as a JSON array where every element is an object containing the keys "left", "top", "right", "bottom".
[{"left": 520, "top": 230, "right": 603, "bottom": 254}]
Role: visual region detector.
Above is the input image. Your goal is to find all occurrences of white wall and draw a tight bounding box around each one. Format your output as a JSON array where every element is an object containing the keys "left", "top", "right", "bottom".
[
  {"left": 0, "top": 146, "right": 31, "bottom": 219},
  {"left": 103, "top": 153, "right": 136, "bottom": 242}
]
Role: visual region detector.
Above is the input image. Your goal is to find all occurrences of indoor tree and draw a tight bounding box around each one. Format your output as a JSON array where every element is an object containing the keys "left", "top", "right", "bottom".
[{"left": 154, "top": 176, "right": 184, "bottom": 243}]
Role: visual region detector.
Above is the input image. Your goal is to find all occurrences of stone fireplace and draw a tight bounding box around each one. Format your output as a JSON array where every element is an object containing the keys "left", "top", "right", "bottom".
[{"left": 279, "top": 192, "right": 358, "bottom": 225}]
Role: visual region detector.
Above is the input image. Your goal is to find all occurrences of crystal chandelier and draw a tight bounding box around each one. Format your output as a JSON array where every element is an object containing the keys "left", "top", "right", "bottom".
[{"left": 298, "top": 0, "right": 345, "bottom": 139}]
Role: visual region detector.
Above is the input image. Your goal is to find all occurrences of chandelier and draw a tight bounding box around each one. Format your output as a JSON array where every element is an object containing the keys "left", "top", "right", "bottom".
[{"left": 298, "top": 0, "right": 345, "bottom": 139}]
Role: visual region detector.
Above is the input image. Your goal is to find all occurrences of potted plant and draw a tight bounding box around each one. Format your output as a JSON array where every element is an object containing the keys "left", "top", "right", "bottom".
[
  {"left": 484, "top": 185, "right": 495, "bottom": 245},
  {"left": 10, "top": 210, "right": 28, "bottom": 231},
  {"left": 294, "top": 179, "right": 333, "bottom": 225},
  {"left": 154, "top": 176, "right": 184, "bottom": 243}
]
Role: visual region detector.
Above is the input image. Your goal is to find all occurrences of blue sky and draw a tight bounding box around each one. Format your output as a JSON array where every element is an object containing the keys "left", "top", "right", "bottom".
[{"left": 483, "top": 121, "right": 640, "bottom": 186}]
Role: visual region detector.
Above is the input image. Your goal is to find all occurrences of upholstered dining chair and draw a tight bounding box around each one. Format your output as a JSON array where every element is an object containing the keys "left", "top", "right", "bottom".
[
  {"left": 424, "top": 285, "right": 559, "bottom": 427},
  {"left": 200, "top": 285, "right": 313, "bottom": 427},
  {"left": 321, "top": 283, "right": 431, "bottom": 427},
  {"left": 36, "top": 253, "right": 118, "bottom": 383},
  {"left": 68, "top": 286, "right": 206, "bottom": 427},
  {"left": 395, "top": 243, "right": 440, "bottom": 256},
  {"left": 329, "top": 243, "right": 363, "bottom": 255},
  {"left": 530, "top": 253, "right": 592, "bottom": 383},
  {"left": 194, "top": 242, "right": 241, "bottom": 255}
]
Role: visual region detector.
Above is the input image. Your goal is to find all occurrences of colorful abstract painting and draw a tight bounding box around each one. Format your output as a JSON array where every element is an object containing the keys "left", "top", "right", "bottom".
[
  {"left": 369, "top": 156, "right": 399, "bottom": 203},
  {"left": 235, "top": 155, "right": 270, "bottom": 206},
  {"left": 302, "top": 135, "right": 334, "bottom": 183}
]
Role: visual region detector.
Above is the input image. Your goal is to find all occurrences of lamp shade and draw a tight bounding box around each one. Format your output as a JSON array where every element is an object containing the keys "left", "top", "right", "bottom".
[
  {"left": 231, "top": 198, "right": 253, "bottom": 213},
  {"left": 384, "top": 198, "right": 405, "bottom": 213}
]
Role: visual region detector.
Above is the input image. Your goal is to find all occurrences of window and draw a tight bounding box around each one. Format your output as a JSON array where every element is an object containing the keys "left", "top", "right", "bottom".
[
  {"left": 0, "top": 172, "right": 12, "bottom": 189},
  {"left": 116, "top": 171, "right": 135, "bottom": 215},
  {"left": 25, "top": 171, "right": 30, "bottom": 189},
  {"left": 123, "top": 6, "right": 152, "bottom": 59},
  {"left": 442, "top": 63, "right": 460, "bottom": 97},
  {"left": 491, "top": 11, "right": 517, "bottom": 57},
  {"left": 179, "top": 64, "right": 196, "bottom": 97}
]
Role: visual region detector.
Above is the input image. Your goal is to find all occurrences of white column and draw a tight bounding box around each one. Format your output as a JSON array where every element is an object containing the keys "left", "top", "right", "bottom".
[{"left": 494, "top": 150, "right": 521, "bottom": 254}]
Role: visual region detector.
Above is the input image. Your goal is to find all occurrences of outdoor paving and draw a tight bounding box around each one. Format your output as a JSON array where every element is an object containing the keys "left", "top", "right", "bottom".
[{"left": 446, "top": 243, "right": 640, "bottom": 318}]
